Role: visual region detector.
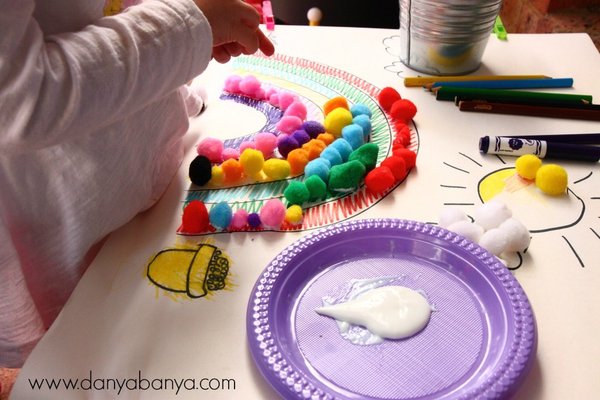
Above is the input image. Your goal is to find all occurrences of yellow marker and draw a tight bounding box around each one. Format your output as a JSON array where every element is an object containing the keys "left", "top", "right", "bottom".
[{"left": 404, "top": 75, "right": 551, "bottom": 87}]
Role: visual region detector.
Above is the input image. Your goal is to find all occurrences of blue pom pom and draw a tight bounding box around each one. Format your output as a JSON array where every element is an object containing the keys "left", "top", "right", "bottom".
[
  {"left": 329, "top": 138, "right": 353, "bottom": 161},
  {"left": 209, "top": 201, "right": 233, "bottom": 229},
  {"left": 305, "top": 158, "right": 331, "bottom": 182},
  {"left": 353, "top": 114, "right": 372, "bottom": 138},
  {"left": 350, "top": 103, "right": 372, "bottom": 118},
  {"left": 302, "top": 121, "right": 326, "bottom": 138},
  {"left": 292, "top": 129, "right": 311, "bottom": 146},
  {"left": 320, "top": 146, "right": 343, "bottom": 166},
  {"left": 341, "top": 124, "right": 365, "bottom": 150}
]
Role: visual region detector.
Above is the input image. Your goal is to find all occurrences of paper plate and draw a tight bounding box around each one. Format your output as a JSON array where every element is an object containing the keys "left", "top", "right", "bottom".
[{"left": 247, "top": 219, "right": 536, "bottom": 400}]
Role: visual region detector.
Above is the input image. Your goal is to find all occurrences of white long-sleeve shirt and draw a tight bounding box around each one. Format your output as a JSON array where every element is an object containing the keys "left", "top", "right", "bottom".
[{"left": 0, "top": 0, "right": 212, "bottom": 367}]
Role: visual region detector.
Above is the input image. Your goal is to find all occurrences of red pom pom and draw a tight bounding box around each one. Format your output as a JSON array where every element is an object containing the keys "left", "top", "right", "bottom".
[
  {"left": 390, "top": 99, "right": 417, "bottom": 122},
  {"left": 180, "top": 200, "right": 210, "bottom": 233},
  {"left": 392, "top": 148, "right": 417, "bottom": 169},
  {"left": 365, "top": 166, "right": 396, "bottom": 194},
  {"left": 381, "top": 156, "right": 407, "bottom": 181},
  {"left": 378, "top": 87, "right": 401, "bottom": 113}
]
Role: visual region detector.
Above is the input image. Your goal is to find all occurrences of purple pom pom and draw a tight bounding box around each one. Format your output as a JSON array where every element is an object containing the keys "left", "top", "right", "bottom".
[
  {"left": 292, "top": 129, "right": 311, "bottom": 146},
  {"left": 277, "top": 135, "right": 300, "bottom": 158},
  {"left": 302, "top": 121, "right": 326, "bottom": 139},
  {"left": 247, "top": 212, "right": 262, "bottom": 228}
]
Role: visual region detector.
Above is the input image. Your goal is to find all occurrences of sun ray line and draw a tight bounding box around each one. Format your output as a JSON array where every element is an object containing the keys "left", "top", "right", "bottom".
[
  {"left": 574, "top": 171, "right": 593, "bottom": 184},
  {"left": 459, "top": 152, "right": 483, "bottom": 167},
  {"left": 443, "top": 202, "right": 475, "bottom": 206},
  {"left": 562, "top": 236, "right": 585, "bottom": 268},
  {"left": 443, "top": 162, "right": 470, "bottom": 174},
  {"left": 440, "top": 184, "right": 467, "bottom": 189},
  {"left": 494, "top": 154, "right": 507, "bottom": 164},
  {"left": 591, "top": 228, "right": 600, "bottom": 240}
]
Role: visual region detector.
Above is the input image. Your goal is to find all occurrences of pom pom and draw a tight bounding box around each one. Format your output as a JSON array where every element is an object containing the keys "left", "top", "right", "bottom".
[
  {"left": 277, "top": 115, "right": 303, "bottom": 134},
  {"left": 329, "top": 138, "right": 353, "bottom": 162},
  {"left": 350, "top": 103, "right": 372, "bottom": 118},
  {"left": 259, "top": 199, "right": 286, "bottom": 228},
  {"left": 263, "top": 159, "right": 291, "bottom": 180},
  {"left": 254, "top": 132, "right": 278, "bottom": 158},
  {"left": 268, "top": 93, "right": 279, "bottom": 107},
  {"left": 209, "top": 202, "right": 233, "bottom": 230},
  {"left": 230, "top": 209, "right": 249, "bottom": 230},
  {"left": 328, "top": 160, "right": 366, "bottom": 192},
  {"left": 364, "top": 166, "right": 395, "bottom": 194},
  {"left": 439, "top": 206, "right": 469, "bottom": 229},
  {"left": 515, "top": 154, "right": 542, "bottom": 180},
  {"left": 447, "top": 220, "right": 485, "bottom": 243},
  {"left": 473, "top": 200, "right": 512, "bottom": 231},
  {"left": 392, "top": 148, "right": 417, "bottom": 169},
  {"left": 189, "top": 155, "right": 212, "bottom": 186},
  {"left": 305, "top": 175, "right": 328, "bottom": 201},
  {"left": 535, "top": 164, "right": 568, "bottom": 195},
  {"left": 323, "top": 96, "right": 349, "bottom": 116},
  {"left": 278, "top": 91, "right": 296, "bottom": 111},
  {"left": 284, "top": 101, "right": 308, "bottom": 120},
  {"left": 390, "top": 99, "right": 417, "bottom": 122},
  {"left": 181, "top": 200, "right": 210, "bottom": 233},
  {"left": 378, "top": 87, "right": 401, "bottom": 112},
  {"left": 292, "top": 129, "right": 311, "bottom": 146},
  {"left": 196, "top": 137, "right": 224, "bottom": 163},
  {"left": 304, "top": 158, "right": 331, "bottom": 182},
  {"left": 324, "top": 107, "right": 353, "bottom": 137},
  {"left": 341, "top": 124, "right": 365, "bottom": 150},
  {"left": 302, "top": 121, "right": 326, "bottom": 138},
  {"left": 221, "top": 158, "right": 244, "bottom": 183},
  {"left": 320, "top": 146, "right": 343, "bottom": 166},
  {"left": 478, "top": 228, "right": 510, "bottom": 256},
  {"left": 498, "top": 218, "right": 531, "bottom": 252},
  {"left": 393, "top": 123, "right": 412, "bottom": 148},
  {"left": 316, "top": 133, "right": 335, "bottom": 146},
  {"left": 222, "top": 147, "right": 240, "bottom": 160},
  {"left": 302, "top": 139, "right": 327, "bottom": 160},
  {"left": 239, "top": 75, "right": 261, "bottom": 96},
  {"left": 239, "top": 148, "right": 265, "bottom": 177},
  {"left": 353, "top": 114, "right": 372, "bottom": 138},
  {"left": 239, "top": 141, "right": 255, "bottom": 153},
  {"left": 348, "top": 143, "right": 379, "bottom": 171},
  {"left": 254, "top": 87, "right": 266, "bottom": 100},
  {"left": 209, "top": 165, "right": 224, "bottom": 185},
  {"left": 277, "top": 134, "right": 300, "bottom": 158},
  {"left": 284, "top": 181, "right": 310, "bottom": 205},
  {"left": 285, "top": 205, "right": 304, "bottom": 225},
  {"left": 287, "top": 148, "right": 310, "bottom": 175},
  {"left": 380, "top": 156, "right": 407, "bottom": 181},
  {"left": 247, "top": 212, "right": 262, "bottom": 228},
  {"left": 224, "top": 75, "right": 242, "bottom": 93}
]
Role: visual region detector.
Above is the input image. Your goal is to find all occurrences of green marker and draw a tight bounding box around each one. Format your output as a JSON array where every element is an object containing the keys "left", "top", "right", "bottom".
[
  {"left": 435, "top": 87, "right": 594, "bottom": 104},
  {"left": 493, "top": 16, "right": 507, "bottom": 41}
]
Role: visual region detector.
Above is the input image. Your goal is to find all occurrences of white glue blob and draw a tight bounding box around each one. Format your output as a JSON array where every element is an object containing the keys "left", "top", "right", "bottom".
[{"left": 316, "top": 285, "right": 432, "bottom": 341}]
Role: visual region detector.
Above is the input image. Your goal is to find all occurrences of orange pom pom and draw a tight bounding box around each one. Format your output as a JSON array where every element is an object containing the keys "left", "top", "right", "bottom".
[
  {"left": 378, "top": 87, "right": 401, "bottom": 112},
  {"left": 221, "top": 158, "right": 244, "bottom": 183},
  {"left": 323, "top": 96, "right": 349, "bottom": 116},
  {"left": 287, "top": 148, "right": 310, "bottom": 175},
  {"left": 302, "top": 139, "right": 327, "bottom": 160},
  {"left": 316, "top": 132, "right": 335, "bottom": 146}
]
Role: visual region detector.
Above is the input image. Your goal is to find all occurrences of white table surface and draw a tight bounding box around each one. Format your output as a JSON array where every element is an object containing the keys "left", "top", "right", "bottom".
[{"left": 12, "top": 26, "right": 600, "bottom": 400}]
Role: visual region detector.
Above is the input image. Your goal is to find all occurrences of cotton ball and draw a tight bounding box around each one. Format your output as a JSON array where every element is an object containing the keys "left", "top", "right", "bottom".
[
  {"left": 498, "top": 218, "right": 531, "bottom": 252},
  {"left": 473, "top": 200, "right": 512, "bottom": 231},
  {"left": 439, "top": 206, "right": 469, "bottom": 228},
  {"left": 447, "top": 220, "right": 485, "bottom": 244},
  {"left": 478, "top": 228, "right": 510, "bottom": 256}
]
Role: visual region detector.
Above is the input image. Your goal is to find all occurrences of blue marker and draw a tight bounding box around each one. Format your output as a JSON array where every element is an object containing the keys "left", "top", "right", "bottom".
[{"left": 431, "top": 78, "right": 573, "bottom": 90}]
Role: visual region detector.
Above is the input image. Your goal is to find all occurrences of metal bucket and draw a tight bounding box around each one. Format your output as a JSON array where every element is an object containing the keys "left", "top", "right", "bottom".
[{"left": 399, "top": 0, "right": 503, "bottom": 75}]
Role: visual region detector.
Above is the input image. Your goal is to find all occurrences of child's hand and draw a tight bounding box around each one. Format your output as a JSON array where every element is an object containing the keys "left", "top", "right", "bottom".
[{"left": 194, "top": 0, "right": 274, "bottom": 63}]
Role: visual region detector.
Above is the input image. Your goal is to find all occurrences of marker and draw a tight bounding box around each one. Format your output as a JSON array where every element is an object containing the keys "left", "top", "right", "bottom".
[
  {"left": 479, "top": 136, "right": 600, "bottom": 162},
  {"left": 429, "top": 77, "right": 574, "bottom": 90},
  {"left": 435, "top": 87, "right": 593, "bottom": 103},
  {"left": 404, "top": 74, "right": 550, "bottom": 87},
  {"left": 262, "top": 1, "right": 275, "bottom": 31}
]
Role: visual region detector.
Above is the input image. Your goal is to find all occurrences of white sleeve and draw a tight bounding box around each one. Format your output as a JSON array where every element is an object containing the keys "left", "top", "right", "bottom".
[{"left": 0, "top": 0, "right": 213, "bottom": 154}]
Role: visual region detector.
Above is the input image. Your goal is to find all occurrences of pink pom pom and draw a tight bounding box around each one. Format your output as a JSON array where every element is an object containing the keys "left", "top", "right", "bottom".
[
  {"left": 278, "top": 91, "right": 296, "bottom": 111},
  {"left": 224, "top": 75, "right": 242, "bottom": 93},
  {"left": 196, "top": 137, "right": 224, "bottom": 163},
  {"left": 259, "top": 199, "right": 286, "bottom": 228},
  {"left": 264, "top": 87, "right": 277, "bottom": 99},
  {"left": 284, "top": 101, "right": 308, "bottom": 121},
  {"left": 222, "top": 147, "right": 240, "bottom": 160},
  {"left": 255, "top": 132, "right": 278, "bottom": 157},
  {"left": 230, "top": 209, "right": 249, "bottom": 229},
  {"left": 239, "top": 75, "right": 261, "bottom": 97},
  {"left": 268, "top": 93, "right": 280, "bottom": 107},
  {"left": 277, "top": 116, "right": 303, "bottom": 134},
  {"left": 255, "top": 87, "right": 266, "bottom": 100},
  {"left": 239, "top": 141, "right": 256, "bottom": 153}
]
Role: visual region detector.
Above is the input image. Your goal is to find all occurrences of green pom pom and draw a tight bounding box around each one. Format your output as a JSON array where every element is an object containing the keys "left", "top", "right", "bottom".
[
  {"left": 284, "top": 181, "right": 310, "bottom": 205},
  {"left": 328, "top": 160, "right": 366, "bottom": 192},
  {"left": 348, "top": 143, "right": 379, "bottom": 171},
  {"left": 305, "top": 175, "right": 327, "bottom": 201}
]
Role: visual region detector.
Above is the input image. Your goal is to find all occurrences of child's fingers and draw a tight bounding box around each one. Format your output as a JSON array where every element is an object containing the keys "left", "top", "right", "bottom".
[{"left": 256, "top": 29, "right": 275, "bottom": 56}]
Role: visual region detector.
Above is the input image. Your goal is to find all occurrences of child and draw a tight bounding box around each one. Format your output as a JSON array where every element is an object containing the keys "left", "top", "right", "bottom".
[{"left": 0, "top": 0, "right": 274, "bottom": 367}]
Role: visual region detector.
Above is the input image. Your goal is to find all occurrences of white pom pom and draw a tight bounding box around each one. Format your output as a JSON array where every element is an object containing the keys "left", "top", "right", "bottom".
[
  {"left": 478, "top": 228, "right": 510, "bottom": 256},
  {"left": 307, "top": 7, "right": 322, "bottom": 24},
  {"left": 473, "top": 200, "right": 512, "bottom": 231},
  {"left": 498, "top": 218, "right": 531, "bottom": 252},
  {"left": 439, "top": 206, "right": 469, "bottom": 228},
  {"left": 447, "top": 220, "right": 485, "bottom": 243}
]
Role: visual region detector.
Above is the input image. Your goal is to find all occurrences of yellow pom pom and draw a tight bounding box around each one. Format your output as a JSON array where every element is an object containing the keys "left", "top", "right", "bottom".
[
  {"left": 535, "top": 164, "right": 568, "bottom": 195},
  {"left": 515, "top": 154, "right": 542, "bottom": 180},
  {"left": 239, "top": 148, "right": 265, "bottom": 177},
  {"left": 324, "top": 107, "right": 353, "bottom": 137},
  {"left": 263, "top": 159, "right": 291, "bottom": 180},
  {"left": 285, "top": 204, "right": 303, "bottom": 225},
  {"left": 209, "top": 165, "right": 224, "bottom": 185}
]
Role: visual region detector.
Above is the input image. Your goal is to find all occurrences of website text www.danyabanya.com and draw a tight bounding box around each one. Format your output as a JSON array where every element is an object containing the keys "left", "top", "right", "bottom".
[{"left": 27, "top": 370, "right": 236, "bottom": 396}]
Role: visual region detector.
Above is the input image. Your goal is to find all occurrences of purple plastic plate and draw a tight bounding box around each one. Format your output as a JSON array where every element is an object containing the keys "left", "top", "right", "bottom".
[{"left": 247, "top": 219, "right": 537, "bottom": 400}]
